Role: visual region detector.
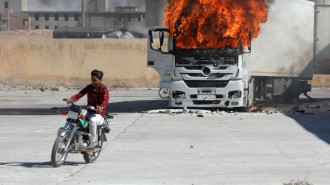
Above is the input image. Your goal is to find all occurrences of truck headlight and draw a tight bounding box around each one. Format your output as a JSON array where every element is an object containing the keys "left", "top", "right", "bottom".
[{"left": 228, "top": 91, "right": 241, "bottom": 99}]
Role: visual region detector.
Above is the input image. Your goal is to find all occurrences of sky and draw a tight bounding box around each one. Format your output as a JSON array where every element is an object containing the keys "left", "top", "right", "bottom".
[{"left": 28, "top": 0, "right": 146, "bottom": 11}]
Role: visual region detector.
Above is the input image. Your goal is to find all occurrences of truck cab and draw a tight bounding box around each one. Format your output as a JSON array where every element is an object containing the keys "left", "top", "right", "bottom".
[{"left": 147, "top": 28, "right": 251, "bottom": 108}]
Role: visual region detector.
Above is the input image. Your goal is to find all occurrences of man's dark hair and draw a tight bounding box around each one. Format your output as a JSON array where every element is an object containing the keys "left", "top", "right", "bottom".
[{"left": 91, "top": 69, "right": 103, "bottom": 80}]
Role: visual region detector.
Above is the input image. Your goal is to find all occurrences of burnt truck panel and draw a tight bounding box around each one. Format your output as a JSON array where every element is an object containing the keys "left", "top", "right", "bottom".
[{"left": 250, "top": 0, "right": 314, "bottom": 79}]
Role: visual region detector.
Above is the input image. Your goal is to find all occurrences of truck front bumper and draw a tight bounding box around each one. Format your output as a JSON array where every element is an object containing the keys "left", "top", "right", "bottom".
[{"left": 169, "top": 80, "right": 245, "bottom": 108}]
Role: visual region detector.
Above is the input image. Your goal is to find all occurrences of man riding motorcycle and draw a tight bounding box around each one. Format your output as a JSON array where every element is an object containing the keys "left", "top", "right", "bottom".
[{"left": 64, "top": 69, "right": 109, "bottom": 152}]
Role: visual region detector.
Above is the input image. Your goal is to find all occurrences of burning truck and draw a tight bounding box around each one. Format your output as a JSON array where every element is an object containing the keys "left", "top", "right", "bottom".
[{"left": 147, "top": 0, "right": 330, "bottom": 108}]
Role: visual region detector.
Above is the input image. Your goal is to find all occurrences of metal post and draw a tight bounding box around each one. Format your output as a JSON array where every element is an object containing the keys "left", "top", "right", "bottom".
[
  {"left": 8, "top": 10, "right": 10, "bottom": 31},
  {"left": 82, "top": 0, "right": 85, "bottom": 27}
]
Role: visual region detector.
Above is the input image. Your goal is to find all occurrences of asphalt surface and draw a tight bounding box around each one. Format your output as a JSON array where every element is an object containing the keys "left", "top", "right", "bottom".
[{"left": 0, "top": 88, "right": 330, "bottom": 185}]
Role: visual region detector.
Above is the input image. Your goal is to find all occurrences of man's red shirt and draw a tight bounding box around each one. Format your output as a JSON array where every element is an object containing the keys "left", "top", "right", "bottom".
[{"left": 71, "top": 84, "right": 109, "bottom": 117}]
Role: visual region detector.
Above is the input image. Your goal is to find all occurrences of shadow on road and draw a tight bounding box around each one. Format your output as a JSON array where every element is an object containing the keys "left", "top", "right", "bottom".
[
  {"left": 0, "top": 99, "right": 169, "bottom": 115},
  {"left": 0, "top": 161, "right": 85, "bottom": 168},
  {"left": 288, "top": 112, "right": 330, "bottom": 144},
  {"left": 108, "top": 99, "right": 168, "bottom": 113}
]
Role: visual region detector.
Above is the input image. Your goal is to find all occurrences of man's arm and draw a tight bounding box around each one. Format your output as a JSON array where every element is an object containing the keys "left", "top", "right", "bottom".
[
  {"left": 71, "top": 86, "right": 89, "bottom": 102},
  {"left": 97, "top": 87, "right": 109, "bottom": 114}
]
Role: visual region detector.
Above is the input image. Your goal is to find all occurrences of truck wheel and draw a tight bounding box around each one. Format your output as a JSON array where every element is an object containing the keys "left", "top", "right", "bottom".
[{"left": 158, "top": 88, "right": 169, "bottom": 99}]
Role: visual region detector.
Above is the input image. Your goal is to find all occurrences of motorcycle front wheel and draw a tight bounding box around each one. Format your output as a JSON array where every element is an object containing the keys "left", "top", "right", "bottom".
[
  {"left": 83, "top": 131, "right": 104, "bottom": 163},
  {"left": 51, "top": 136, "right": 69, "bottom": 167}
]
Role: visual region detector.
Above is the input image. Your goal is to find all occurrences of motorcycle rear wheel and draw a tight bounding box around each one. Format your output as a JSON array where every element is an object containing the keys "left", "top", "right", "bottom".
[
  {"left": 83, "top": 132, "right": 104, "bottom": 163},
  {"left": 51, "top": 136, "right": 69, "bottom": 167}
]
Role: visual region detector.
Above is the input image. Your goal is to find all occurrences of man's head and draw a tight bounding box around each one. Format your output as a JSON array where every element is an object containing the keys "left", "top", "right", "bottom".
[{"left": 91, "top": 69, "right": 103, "bottom": 88}]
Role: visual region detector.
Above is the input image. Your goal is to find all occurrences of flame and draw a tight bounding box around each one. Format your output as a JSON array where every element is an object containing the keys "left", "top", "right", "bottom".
[{"left": 164, "top": 0, "right": 268, "bottom": 49}]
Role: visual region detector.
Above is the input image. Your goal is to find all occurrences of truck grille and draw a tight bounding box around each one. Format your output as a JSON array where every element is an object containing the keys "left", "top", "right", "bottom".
[
  {"left": 184, "top": 80, "right": 229, "bottom": 88},
  {"left": 193, "top": 100, "right": 221, "bottom": 105}
]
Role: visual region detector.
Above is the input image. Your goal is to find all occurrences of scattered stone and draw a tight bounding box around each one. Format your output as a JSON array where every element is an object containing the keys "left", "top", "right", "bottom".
[
  {"left": 323, "top": 102, "right": 329, "bottom": 107},
  {"left": 197, "top": 114, "right": 204, "bottom": 117},
  {"left": 248, "top": 107, "right": 258, "bottom": 113},
  {"left": 182, "top": 107, "right": 189, "bottom": 114},
  {"left": 50, "top": 87, "right": 59, "bottom": 91},
  {"left": 219, "top": 111, "right": 226, "bottom": 115},
  {"left": 164, "top": 109, "right": 172, "bottom": 114},
  {"left": 240, "top": 117, "right": 244, "bottom": 120},
  {"left": 283, "top": 180, "right": 313, "bottom": 185},
  {"left": 190, "top": 145, "right": 194, "bottom": 148},
  {"left": 40, "top": 88, "right": 45, "bottom": 92}
]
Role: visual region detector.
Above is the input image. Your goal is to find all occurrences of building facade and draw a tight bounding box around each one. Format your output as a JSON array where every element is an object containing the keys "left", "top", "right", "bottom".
[
  {"left": 26, "top": 11, "right": 82, "bottom": 30},
  {"left": 0, "top": 0, "right": 149, "bottom": 32},
  {"left": 0, "top": 0, "right": 29, "bottom": 31}
]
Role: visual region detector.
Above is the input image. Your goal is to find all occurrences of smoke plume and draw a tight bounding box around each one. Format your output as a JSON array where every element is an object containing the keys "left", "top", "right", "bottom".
[
  {"left": 30, "top": 0, "right": 81, "bottom": 11},
  {"left": 109, "top": 0, "right": 145, "bottom": 11}
]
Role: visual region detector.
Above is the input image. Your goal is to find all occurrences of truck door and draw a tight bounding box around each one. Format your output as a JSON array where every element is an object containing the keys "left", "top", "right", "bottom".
[
  {"left": 147, "top": 29, "right": 174, "bottom": 89},
  {"left": 314, "top": 2, "right": 330, "bottom": 74}
]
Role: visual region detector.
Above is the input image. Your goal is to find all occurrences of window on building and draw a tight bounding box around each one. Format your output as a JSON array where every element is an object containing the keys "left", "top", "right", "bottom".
[
  {"left": 35, "top": 14, "right": 39, "bottom": 21},
  {"left": 138, "top": 15, "right": 142, "bottom": 22},
  {"left": 55, "top": 26, "right": 58, "bottom": 30},
  {"left": 74, "top": 14, "right": 78, "bottom": 21},
  {"left": 4, "top": 1, "right": 8, "bottom": 9},
  {"left": 35, "top": 25, "right": 39, "bottom": 30},
  {"left": 45, "top": 26, "right": 49, "bottom": 29},
  {"left": 45, "top": 14, "right": 49, "bottom": 21},
  {"left": 118, "top": 17, "right": 122, "bottom": 21},
  {"left": 65, "top": 14, "right": 69, "bottom": 21},
  {"left": 55, "top": 14, "right": 59, "bottom": 21},
  {"left": 23, "top": 19, "right": 28, "bottom": 26},
  {"left": 3, "top": 20, "right": 8, "bottom": 27},
  {"left": 128, "top": 17, "right": 132, "bottom": 22}
]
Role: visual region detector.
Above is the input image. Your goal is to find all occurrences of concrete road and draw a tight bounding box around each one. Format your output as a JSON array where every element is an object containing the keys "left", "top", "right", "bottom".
[{"left": 0, "top": 88, "right": 330, "bottom": 185}]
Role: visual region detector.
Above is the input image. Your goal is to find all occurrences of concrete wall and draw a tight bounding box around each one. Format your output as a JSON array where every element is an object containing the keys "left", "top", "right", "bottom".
[
  {"left": 0, "top": 38, "right": 329, "bottom": 88},
  {"left": 0, "top": 38, "right": 160, "bottom": 88}
]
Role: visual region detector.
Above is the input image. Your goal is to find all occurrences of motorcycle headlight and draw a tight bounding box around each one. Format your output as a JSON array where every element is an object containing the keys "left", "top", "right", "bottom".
[{"left": 67, "top": 111, "right": 78, "bottom": 120}]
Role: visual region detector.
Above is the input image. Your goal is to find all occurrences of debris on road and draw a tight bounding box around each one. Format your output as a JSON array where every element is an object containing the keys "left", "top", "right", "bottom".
[
  {"left": 182, "top": 107, "right": 189, "bottom": 114},
  {"left": 146, "top": 109, "right": 211, "bottom": 115},
  {"left": 283, "top": 180, "right": 313, "bottom": 185},
  {"left": 248, "top": 107, "right": 258, "bottom": 113}
]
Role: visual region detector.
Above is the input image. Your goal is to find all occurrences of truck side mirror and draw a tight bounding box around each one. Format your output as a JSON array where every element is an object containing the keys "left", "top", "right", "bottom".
[
  {"left": 160, "top": 32, "right": 165, "bottom": 47},
  {"left": 149, "top": 31, "right": 153, "bottom": 43}
]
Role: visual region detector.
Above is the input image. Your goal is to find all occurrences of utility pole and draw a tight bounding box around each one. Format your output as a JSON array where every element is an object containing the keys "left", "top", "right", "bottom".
[
  {"left": 82, "top": 0, "right": 85, "bottom": 27},
  {"left": 7, "top": 10, "right": 10, "bottom": 31}
]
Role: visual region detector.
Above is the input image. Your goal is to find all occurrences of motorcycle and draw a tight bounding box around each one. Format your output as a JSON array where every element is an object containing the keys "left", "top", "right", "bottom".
[{"left": 51, "top": 99, "right": 113, "bottom": 167}]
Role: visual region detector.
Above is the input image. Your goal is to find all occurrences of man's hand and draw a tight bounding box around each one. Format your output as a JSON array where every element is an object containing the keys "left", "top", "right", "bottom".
[
  {"left": 96, "top": 106, "right": 103, "bottom": 111},
  {"left": 63, "top": 98, "right": 70, "bottom": 102}
]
